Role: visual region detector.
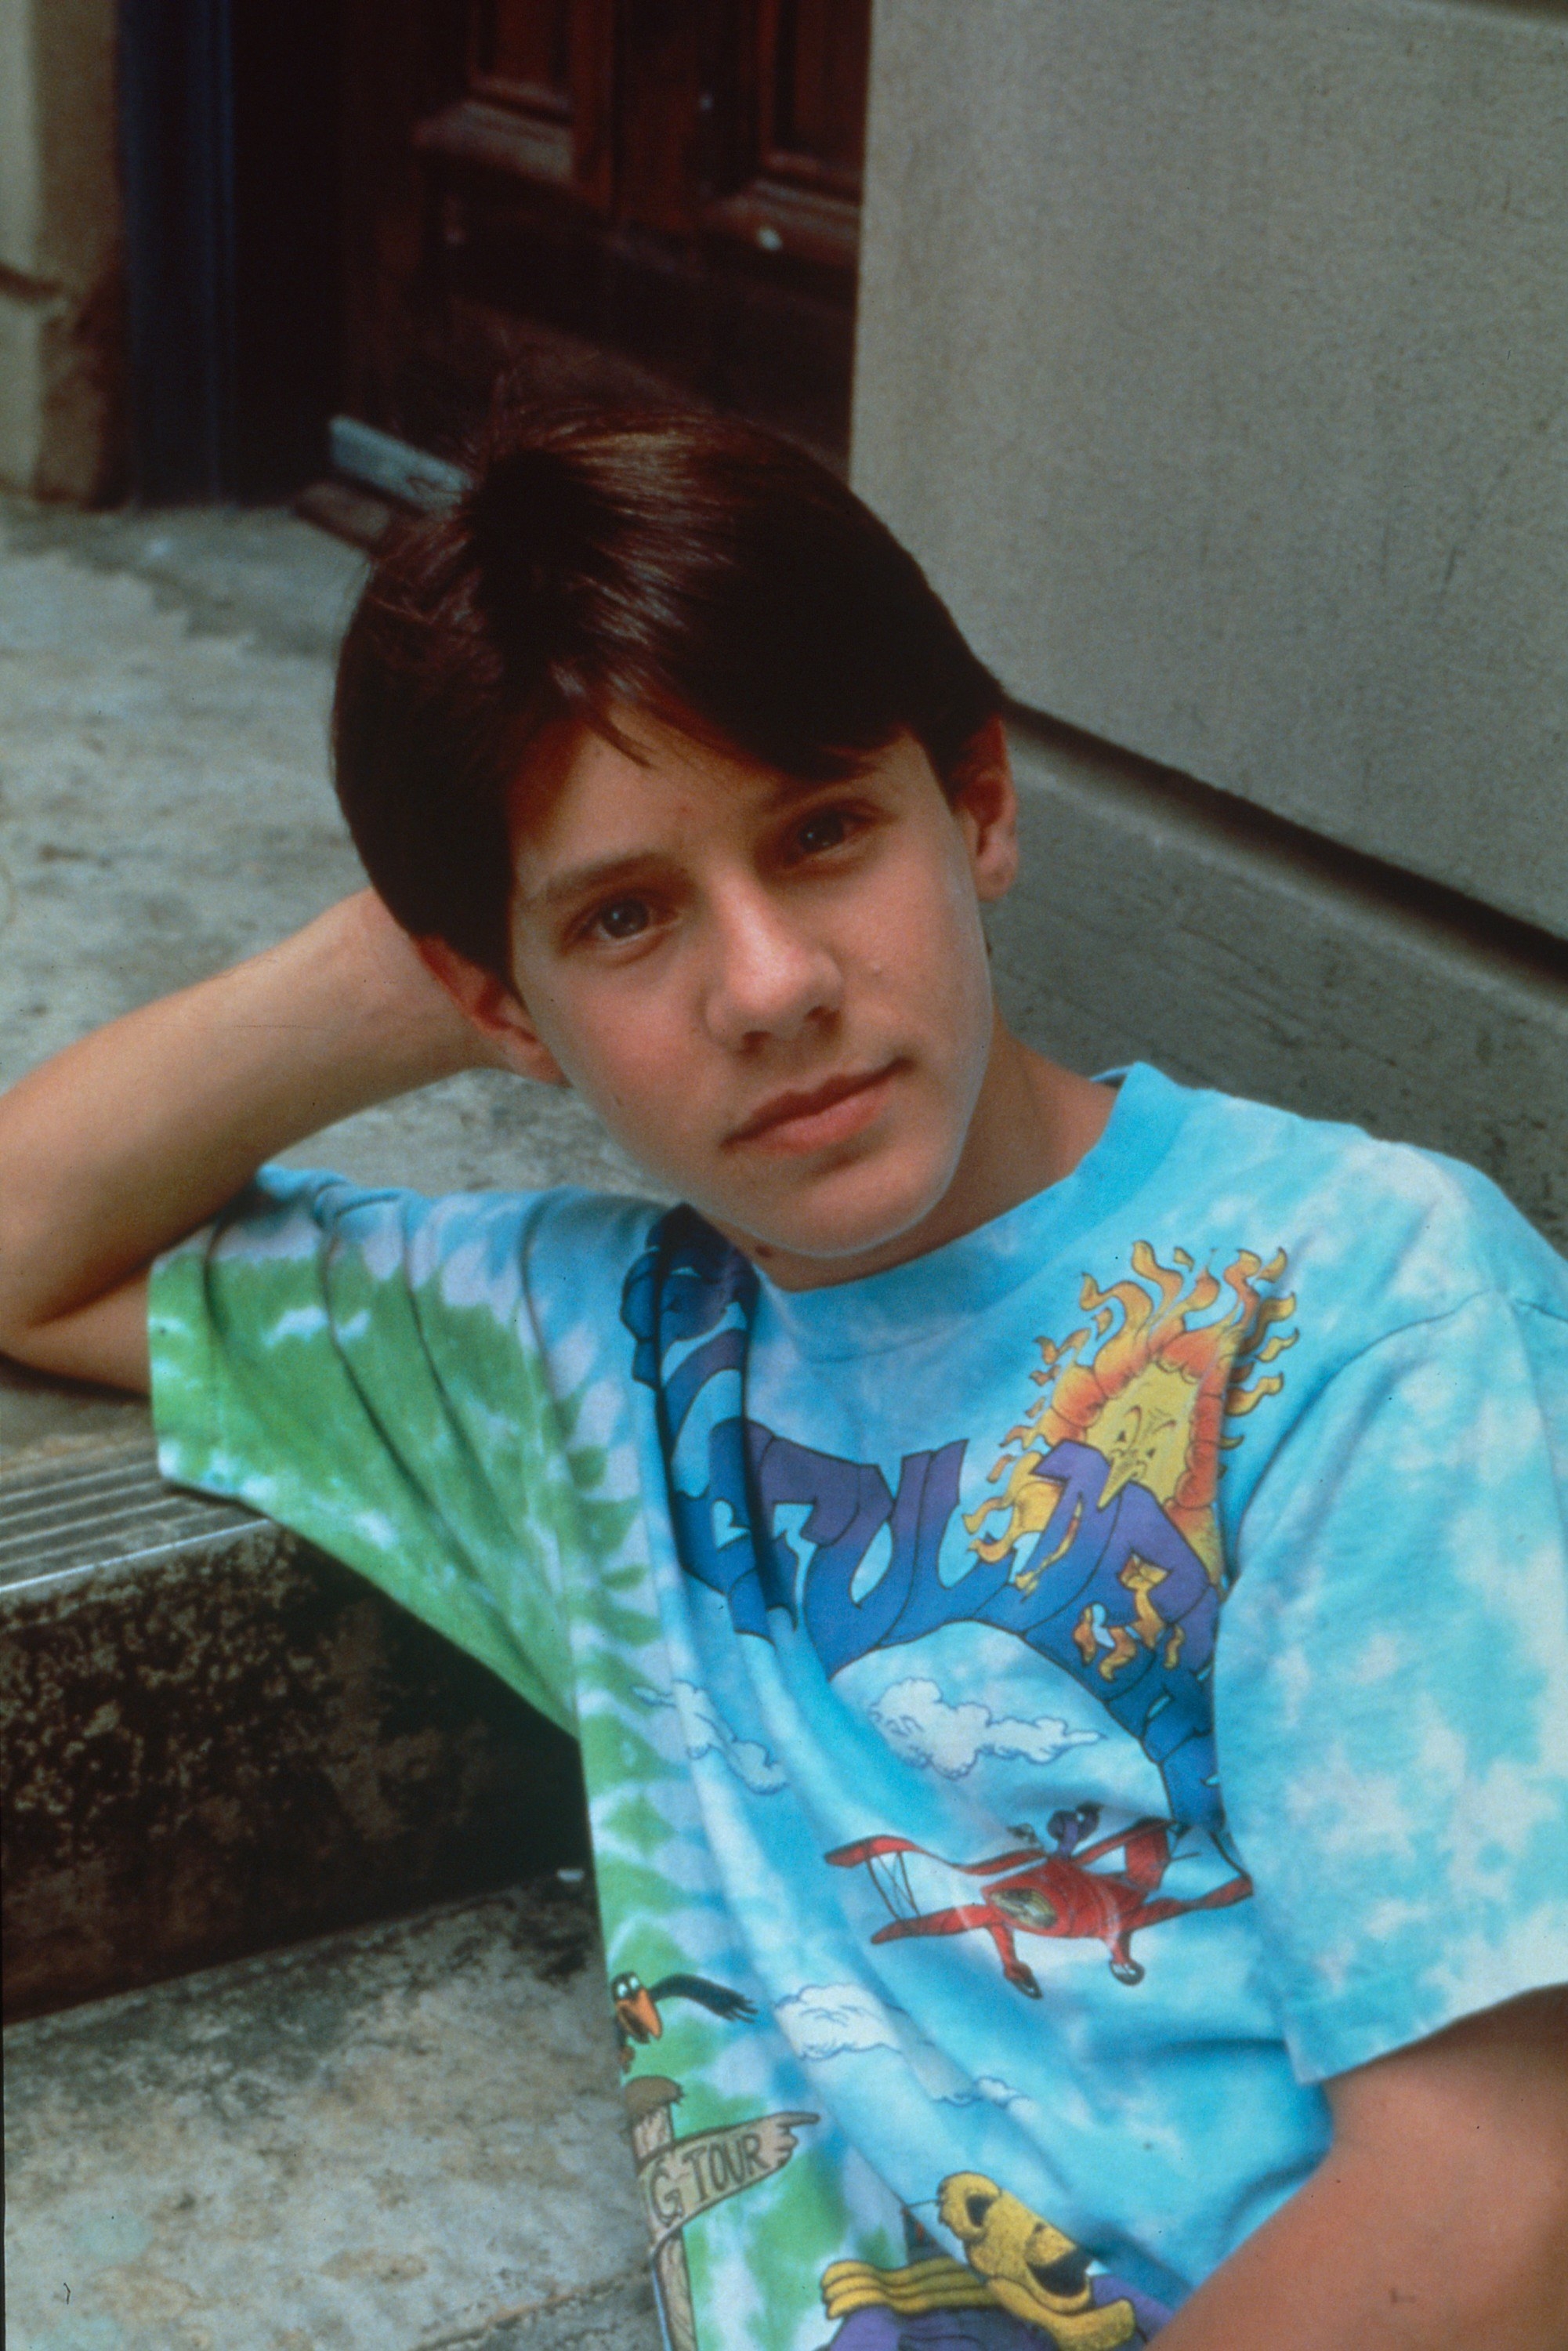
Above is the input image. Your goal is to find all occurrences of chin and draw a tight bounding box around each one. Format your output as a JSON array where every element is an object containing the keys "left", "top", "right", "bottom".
[{"left": 716, "top": 1150, "right": 960, "bottom": 1271}]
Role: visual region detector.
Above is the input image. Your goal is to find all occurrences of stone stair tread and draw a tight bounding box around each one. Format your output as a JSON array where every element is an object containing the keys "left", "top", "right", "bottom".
[
  {"left": 3, "top": 1884, "right": 658, "bottom": 2351},
  {"left": 0, "top": 1436, "right": 261, "bottom": 1592},
  {"left": 5, "top": 1411, "right": 592, "bottom": 2028}
]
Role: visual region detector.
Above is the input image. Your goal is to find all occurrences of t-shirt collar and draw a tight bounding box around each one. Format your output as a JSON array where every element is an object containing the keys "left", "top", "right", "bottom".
[{"left": 751, "top": 1063, "right": 1192, "bottom": 1363}]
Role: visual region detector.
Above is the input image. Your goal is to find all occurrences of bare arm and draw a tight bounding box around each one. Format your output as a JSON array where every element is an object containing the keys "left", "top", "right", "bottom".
[
  {"left": 1157, "top": 1986, "right": 1568, "bottom": 2349},
  {"left": 0, "top": 892, "right": 502, "bottom": 1393}
]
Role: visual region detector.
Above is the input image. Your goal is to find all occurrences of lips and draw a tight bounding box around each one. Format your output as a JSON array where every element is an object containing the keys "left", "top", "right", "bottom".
[{"left": 726, "top": 1063, "right": 900, "bottom": 1150}]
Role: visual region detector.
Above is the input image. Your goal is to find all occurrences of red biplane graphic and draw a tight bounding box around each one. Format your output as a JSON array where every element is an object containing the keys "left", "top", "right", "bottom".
[{"left": 826, "top": 1806, "right": 1252, "bottom": 1993}]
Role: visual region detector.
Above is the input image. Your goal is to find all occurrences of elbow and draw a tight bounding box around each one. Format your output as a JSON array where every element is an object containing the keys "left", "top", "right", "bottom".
[{"left": 0, "top": 1280, "right": 153, "bottom": 1396}]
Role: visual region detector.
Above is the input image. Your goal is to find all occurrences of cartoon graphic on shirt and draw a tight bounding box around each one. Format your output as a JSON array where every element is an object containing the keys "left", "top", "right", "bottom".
[
  {"left": 965, "top": 1240, "right": 1296, "bottom": 1592},
  {"left": 819, "top": 2174, "right": 1171, "bottom": 2348},
  {"left": 621, "top": 1215, "right": 1295, "bottom": 1838},
  {"left": 827, "top": 1805, "right": 1253, "bottom": 1993},
  {"left": 612, "top": 1965, "right": 758, "bottom": 2069},
  {"left": 625, "top": 2072, "right": 819, "bottom": 2351}
]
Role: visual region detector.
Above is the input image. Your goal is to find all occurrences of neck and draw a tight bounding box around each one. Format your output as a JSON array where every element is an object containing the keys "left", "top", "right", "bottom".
[{"left": 741, "top": 1016, "right": 1117, "bottom": 1292}]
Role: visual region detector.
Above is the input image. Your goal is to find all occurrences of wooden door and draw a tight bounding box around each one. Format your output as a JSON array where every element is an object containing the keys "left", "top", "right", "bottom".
[{"left": 341, "top": 0, "right": 871, "bottom": 468}]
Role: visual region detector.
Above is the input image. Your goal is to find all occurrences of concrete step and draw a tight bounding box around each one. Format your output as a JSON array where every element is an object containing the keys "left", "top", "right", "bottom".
[
  {"left": 2, "top": 1388, "right": 588, "bottom": 2023},
  {"left": 4, "top": 1882, "right": 658, "bottom": 2351},
  {"left": 0, "top": 497, "right": 641, "bottom": 2024},
  {"left": 0, "top": 501, "right": 656, "bottom": 2346}
]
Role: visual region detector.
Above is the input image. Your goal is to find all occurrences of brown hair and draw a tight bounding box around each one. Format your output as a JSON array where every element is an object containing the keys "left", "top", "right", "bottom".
[{"left": 332, "top": 404, "right": 1004, "bottom": 983}]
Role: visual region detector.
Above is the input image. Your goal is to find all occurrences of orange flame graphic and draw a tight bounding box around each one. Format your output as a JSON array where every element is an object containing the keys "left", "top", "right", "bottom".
[{"left": 965, "top": 1243, "right": 1296, "bottom": 1588}]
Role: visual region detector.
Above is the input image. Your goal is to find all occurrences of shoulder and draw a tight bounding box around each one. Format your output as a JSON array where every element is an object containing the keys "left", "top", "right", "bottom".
[
  {"left": 184, "top": 1164, "right": 669, "bottom": 1328},
  {"left": 1143, "top": 1070, "right": 1568, "bottom": 1339}
]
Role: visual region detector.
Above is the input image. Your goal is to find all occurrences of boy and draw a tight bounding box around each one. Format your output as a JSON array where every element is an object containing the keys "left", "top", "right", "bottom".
[{"left": 1, "top": 407, "right": 1565, "bottom": 2351}]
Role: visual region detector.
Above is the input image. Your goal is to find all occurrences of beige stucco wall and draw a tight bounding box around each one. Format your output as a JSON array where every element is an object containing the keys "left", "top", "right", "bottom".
[
  {"left": 855, "top": 0, "right": 1568, "bottom": 942},
  {"left": 0, "top": 0, "right": 122, "bottom": 500},
  {"left": 853, "top": 0, "right": 1568, "bottom": 1237}
]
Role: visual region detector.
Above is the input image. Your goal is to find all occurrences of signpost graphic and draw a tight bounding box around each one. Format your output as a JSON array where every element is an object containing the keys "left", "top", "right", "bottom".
[{"left": 625, "top": 2074, "right": 818, "bottom": 2351}]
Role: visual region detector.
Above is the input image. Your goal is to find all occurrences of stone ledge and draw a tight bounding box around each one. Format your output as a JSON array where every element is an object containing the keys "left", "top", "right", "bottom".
[
  {"left": 2, "top": 1434, "right": 588, "bottom": 2023},
  {"left": 0, "top": 1433, "right": 258, "bottom": 1594},
  {"left": 994, "top": 715, "right": 1568, "bottom": 1252},
  {"left": 3, "top": 1886, "right": 658, "bottom": 2351}
]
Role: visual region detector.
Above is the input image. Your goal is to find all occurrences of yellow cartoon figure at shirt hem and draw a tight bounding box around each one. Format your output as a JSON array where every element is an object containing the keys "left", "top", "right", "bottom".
[{"left": 819, "top": 2169, "right": 1171, "bottom": 2349}]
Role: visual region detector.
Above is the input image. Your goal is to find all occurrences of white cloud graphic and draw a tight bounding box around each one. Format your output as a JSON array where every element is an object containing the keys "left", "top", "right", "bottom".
[
  {"left": 870, "top": 1676, "right": 1101, "bottom": 1780},
  {"left": 774, "top": 1982, "right": 1026, "bottom": 2108},
  {"left": 775, "top": 1980, "right": 897, "bottom": 2063},
  {"left": 636, "top": 1679, "right": 786, "bottom": 1795}
]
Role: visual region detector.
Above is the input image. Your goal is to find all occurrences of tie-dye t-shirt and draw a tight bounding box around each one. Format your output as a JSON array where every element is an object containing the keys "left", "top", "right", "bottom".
[{"left": 150, "top": 1064, "right": 1568, "bottom": 2351}]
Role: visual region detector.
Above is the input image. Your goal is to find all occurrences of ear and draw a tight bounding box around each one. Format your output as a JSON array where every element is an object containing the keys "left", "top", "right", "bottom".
[
  {"left": 413, "top": 935, "right": 571, "bottom": 1087},
  {"left": 950, "top": 715, "right": 1019, "bottom": 904}
]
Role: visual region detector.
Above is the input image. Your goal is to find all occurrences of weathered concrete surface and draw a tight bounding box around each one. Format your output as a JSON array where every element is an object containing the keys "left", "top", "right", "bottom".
[
  {"left": 855, "top": 0, "right": 1568, "bottom": 939},
  {"left": 2, "top": 1438, "right": 588, "bottom": 2022},
  {"left": 0, "top": 0, "right": 122, "bottom": 499},
  {"left": 0, "top": 499, "right": 645, "bottom": 1198},
  {"left": 991, "top": 717, "right": 1568, "bottom": 1252},
  {"left": 2, "top": 1357, "right": 153, "bottom": 1467},
  {"left": 0, "top": 505, "right": 639, "bottom": 2019},
  {"left": 0, "top": 500, "right": 648, "bottom": 1464},
  {"left": 4, "top": 1883, "right": 660, "bottom": 2351}
]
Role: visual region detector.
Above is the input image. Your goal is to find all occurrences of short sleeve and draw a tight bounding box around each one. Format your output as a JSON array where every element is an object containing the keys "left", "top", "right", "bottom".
[
  {"left": 1215, "top": 1290, "right": 1568, "bottom": 2083},
  {"left": 149, "top": 1167, "right": 610, "bottom": 1733}
]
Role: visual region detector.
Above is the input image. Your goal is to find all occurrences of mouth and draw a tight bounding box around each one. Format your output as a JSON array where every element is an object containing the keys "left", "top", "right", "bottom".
[
  {"left": 726, "top": 1063, "right": 902, "bottom": 1154},
  {"left": 1027, "top": 2249, "right": 1092, "bottom": 2305}
]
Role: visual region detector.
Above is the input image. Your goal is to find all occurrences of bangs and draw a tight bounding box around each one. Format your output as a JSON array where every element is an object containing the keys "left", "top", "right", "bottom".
[{"left": 334, "top": 405, "right": 1003, "bottom": 982}]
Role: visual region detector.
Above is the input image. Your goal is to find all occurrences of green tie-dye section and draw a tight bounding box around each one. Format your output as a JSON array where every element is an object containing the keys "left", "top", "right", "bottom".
[
  {"left": 150, "top": 1176, "right": 644, "bottom": 1734},
  {"left": 147, "top": 1173, "right": 863, "bottom": 2346},
  {"left": 680, "top": 2096, "right": 855, "bottom": 2351}
]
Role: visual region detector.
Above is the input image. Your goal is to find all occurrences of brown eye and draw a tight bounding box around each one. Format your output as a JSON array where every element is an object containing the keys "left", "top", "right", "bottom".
[
  {"left": 796, "top": 809, "right": 850, "bottom": 856},
  {"left": 596, "top": 898, "right": 650, "bottom": 940}
]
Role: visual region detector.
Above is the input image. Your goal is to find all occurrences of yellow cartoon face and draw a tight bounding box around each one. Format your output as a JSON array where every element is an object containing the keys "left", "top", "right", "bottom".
[
  {"left": 965, "top": 1241, "right": 1296, "bottom": 1596},
  {"left": 1085, "top": 1359, "right": 1200, "bottom": 1509},
  {"left": 937, "top": 2175, "right": 1138, "bottom": 2351}
]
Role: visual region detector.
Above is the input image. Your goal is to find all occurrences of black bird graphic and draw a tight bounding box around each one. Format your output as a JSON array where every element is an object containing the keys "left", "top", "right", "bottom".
[{"left": 611, "top": 1969, "right": 757, "bottom": 2067}]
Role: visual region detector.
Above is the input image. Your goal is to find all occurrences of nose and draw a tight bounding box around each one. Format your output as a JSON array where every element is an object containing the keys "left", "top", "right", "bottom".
[{"left": 701, "top": 876, "right": 842, "bottom": 1050}]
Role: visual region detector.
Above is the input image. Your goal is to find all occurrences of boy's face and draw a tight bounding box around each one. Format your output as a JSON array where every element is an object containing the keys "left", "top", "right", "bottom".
[{"left": 436, "top": 711, "right": 1019, "bottom": 1285}]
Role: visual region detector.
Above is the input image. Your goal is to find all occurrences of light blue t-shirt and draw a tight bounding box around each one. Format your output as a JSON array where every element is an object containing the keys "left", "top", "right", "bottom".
[{"left": 151, "top": 1067, "right": 1568, "bottom": 2351}]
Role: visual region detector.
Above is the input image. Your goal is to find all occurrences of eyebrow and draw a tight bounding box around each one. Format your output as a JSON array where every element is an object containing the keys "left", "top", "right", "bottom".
[
  {"left": 527, "top": 851, "right": 668, "bottom": 917},
  {"left": 523, "top": 773, "right": 864, "bottom": 915}
]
